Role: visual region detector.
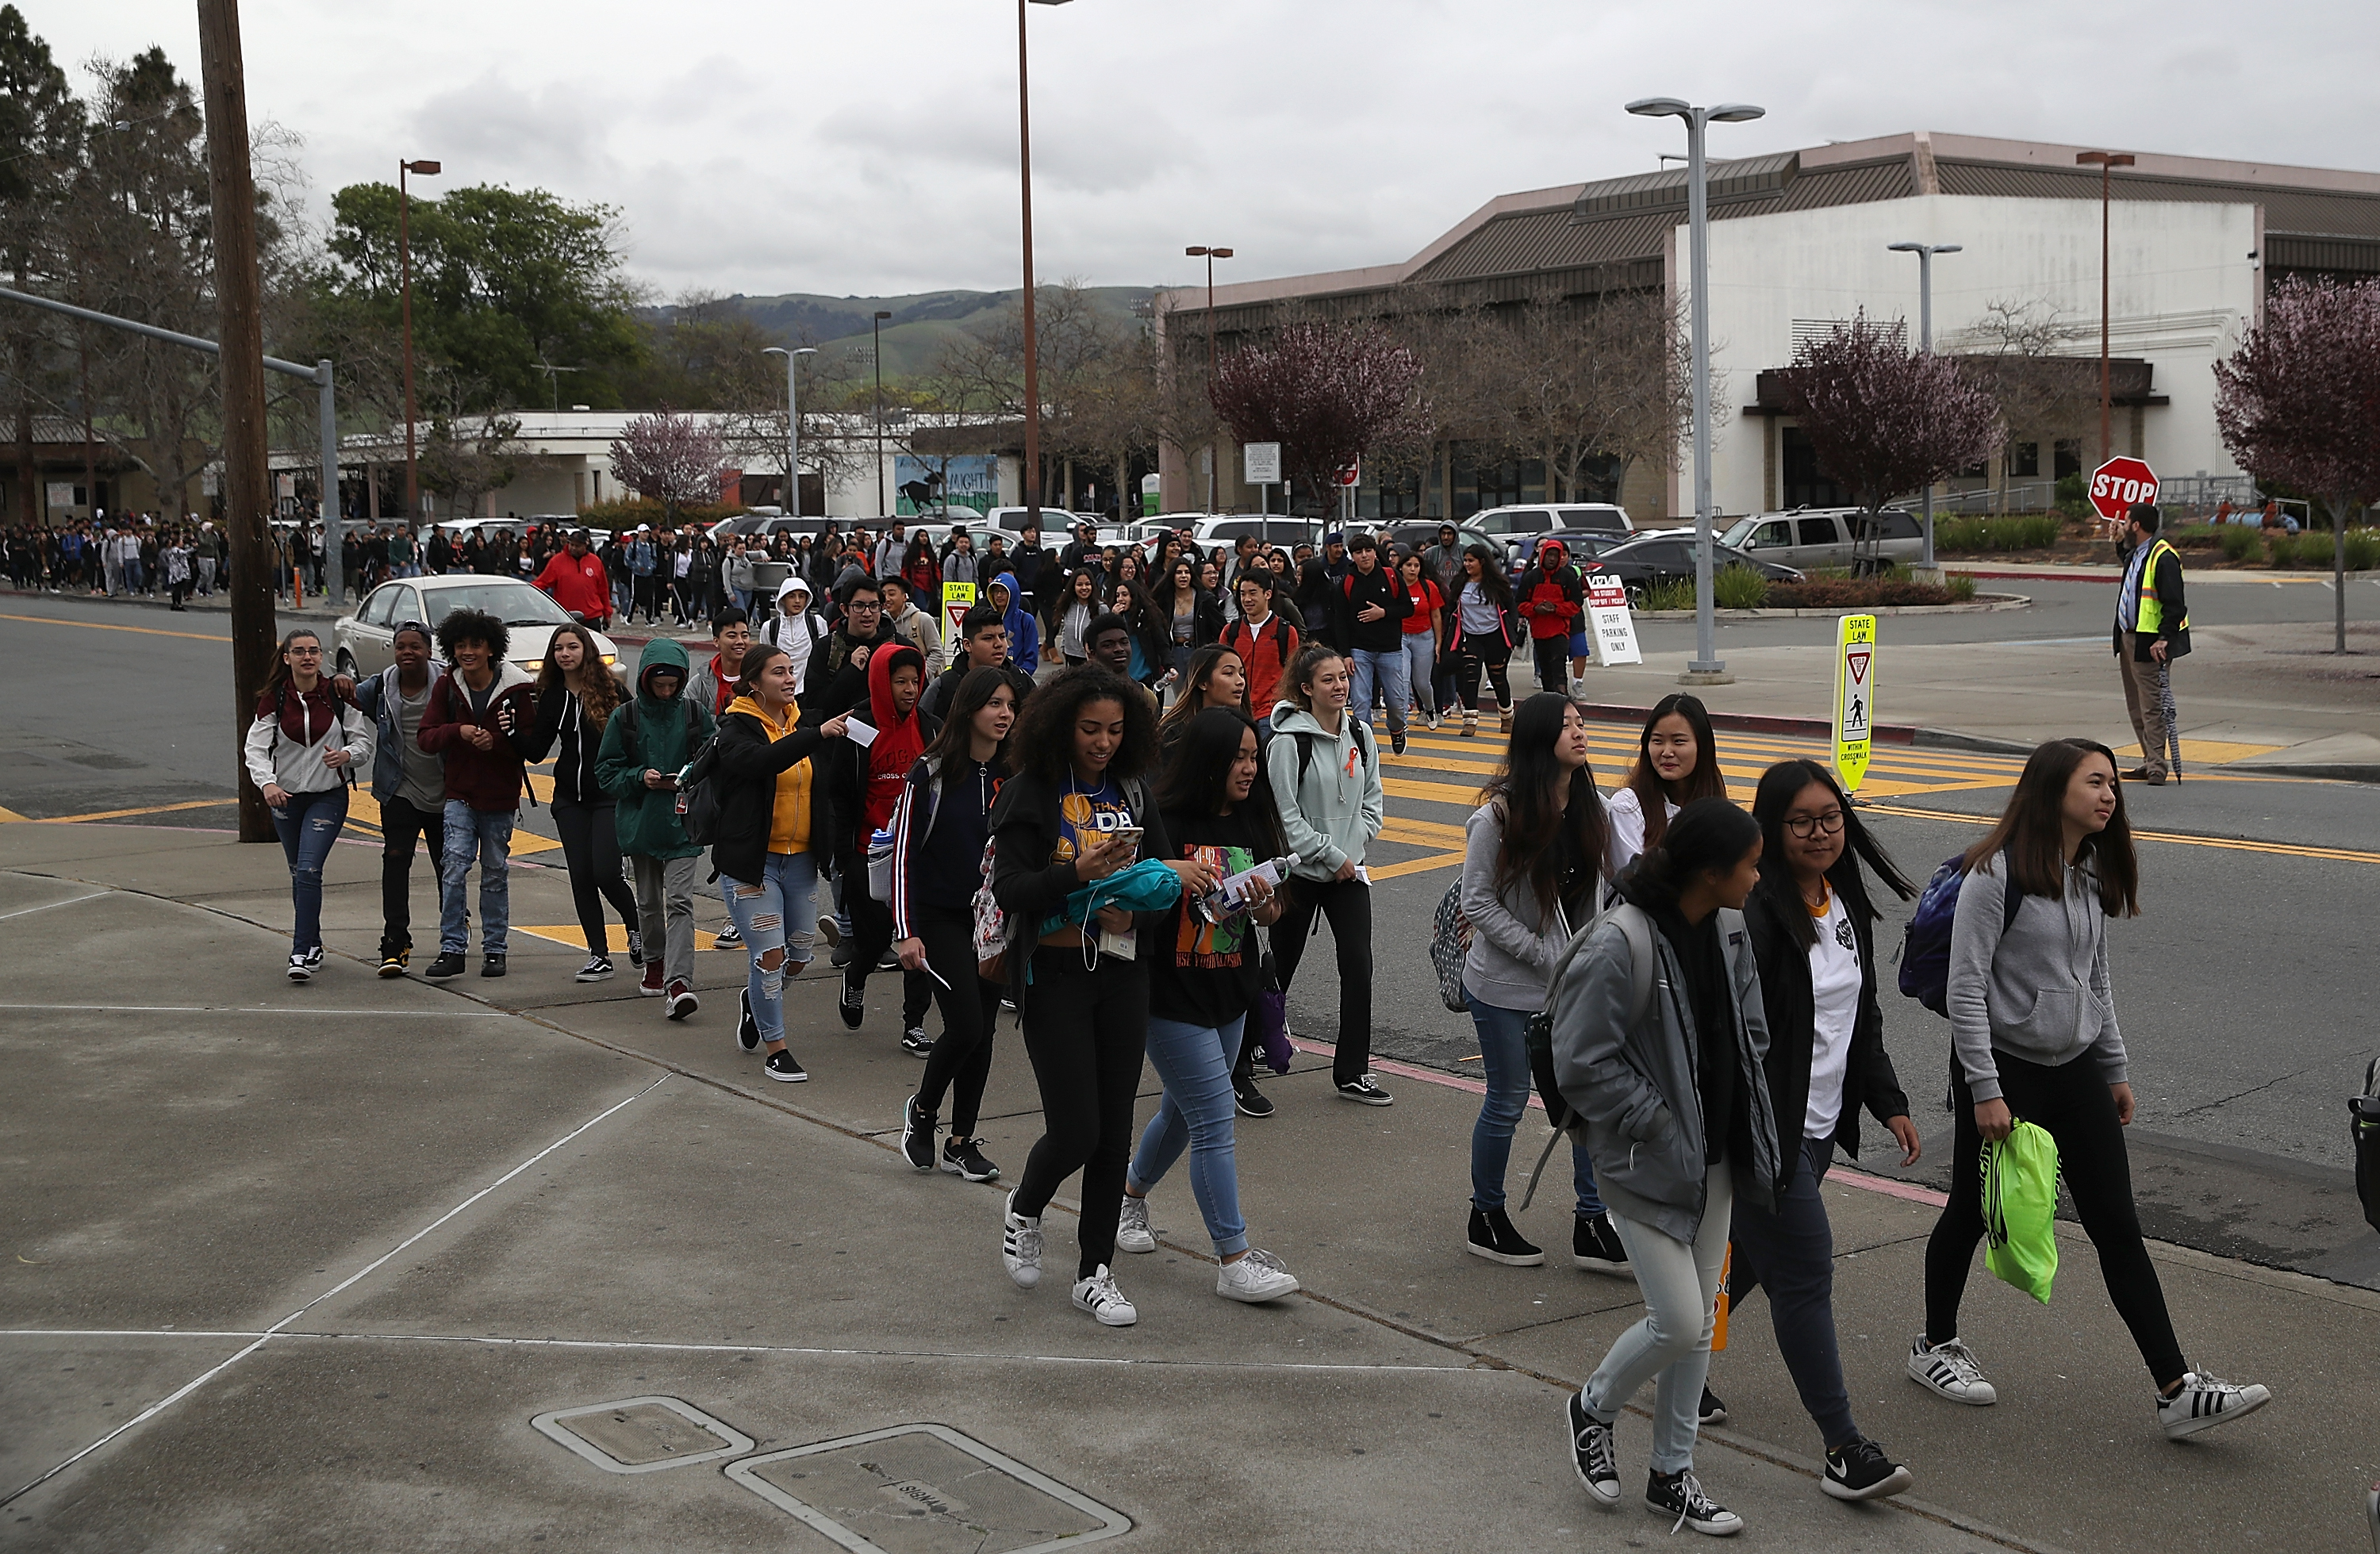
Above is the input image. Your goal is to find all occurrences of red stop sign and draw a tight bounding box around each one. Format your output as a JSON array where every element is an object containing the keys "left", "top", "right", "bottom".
[{"left": 2089, "top": 457, "right": 2159, "bottom": 521}]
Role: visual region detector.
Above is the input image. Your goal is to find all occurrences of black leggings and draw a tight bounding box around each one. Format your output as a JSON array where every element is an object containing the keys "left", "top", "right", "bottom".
[
  {"left": 378, "top": 794, "right": 447, "bottom": 954},
  {"left": 1530, "top": 636, "right": 1569, "bottom": 693},
  {"left": 1250, "top": 877, "right": 1372, "bottom": 1087},
  {"left": 1453, "top": 647, "right": 1512, "bottom": 712},
  {"left": 844, "top": 853, "right": 932, "bottom": 1026},
  {"left": 1013, "top": 950, "right": 1150, "bottom": 1279},
  {"left": 551, "top": 800, "right": 640, "bottom": 957},
  {"left": 1925, "top": 1053, "right": 2186, "bottom": 1386},
  {"left": 911, "top": 904, "right": 1003, "bottom": 1136}
]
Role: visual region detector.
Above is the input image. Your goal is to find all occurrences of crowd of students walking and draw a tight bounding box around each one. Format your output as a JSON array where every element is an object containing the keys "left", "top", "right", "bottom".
[{"left": 240, "top": 517, "right": 2273, "bottom": 1540}]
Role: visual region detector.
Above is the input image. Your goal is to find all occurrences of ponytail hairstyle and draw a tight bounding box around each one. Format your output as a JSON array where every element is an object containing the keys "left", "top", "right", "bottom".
[
  {"left": 1624, "top": 692, "right": 1726, "bottom": 849},
  {"left": 1964, "top": 737, "right": 2139, "bottom": 916},
  {"left": 1614, "top": 796, "right": 1762, "bottom": 914},
  {"left": 255, "top": 628, "right": 324, "bottom": 717},
  {"left": 1276, "top": 643, "right": 1345, "bottom": 715},
  {"left": 1748, "top": 758, "right": 1916, "bottom": 950},
  {"left": 1479, "top": 693, "right": 1608, "bottom": 919}
]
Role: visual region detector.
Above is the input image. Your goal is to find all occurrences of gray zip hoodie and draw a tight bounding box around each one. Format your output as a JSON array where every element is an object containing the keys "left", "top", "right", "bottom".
[
  {"left": 1459, "top": 800, "right": 1572, "bottom": 1011},
  {"left": 1945, "top": 854, "right": 2125, "bottom": 1102},
  {"left": 1265, "top": 702, "right": 1383, "bottom": 883}
]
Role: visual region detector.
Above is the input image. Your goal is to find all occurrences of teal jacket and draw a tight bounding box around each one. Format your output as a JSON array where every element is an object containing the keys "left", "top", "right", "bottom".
[{"left": 595, "top": 637, "right": 714, "bottom": 859}]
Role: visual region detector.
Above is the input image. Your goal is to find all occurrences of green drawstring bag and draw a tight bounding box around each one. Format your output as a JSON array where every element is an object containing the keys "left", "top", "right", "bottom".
[{"left": 1982, "top": 1120, "right": 2061, "bottom": 1304}]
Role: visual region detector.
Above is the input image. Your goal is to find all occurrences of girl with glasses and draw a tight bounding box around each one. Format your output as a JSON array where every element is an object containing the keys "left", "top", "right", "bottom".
[{"left": 244, "top": 629, "right": 372, "bottom": 981}]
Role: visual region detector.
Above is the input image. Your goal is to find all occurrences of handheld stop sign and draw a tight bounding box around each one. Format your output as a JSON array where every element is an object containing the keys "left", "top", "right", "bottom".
[{"left": 1834, "top": 613, "right": 1876, "bottom": 792}]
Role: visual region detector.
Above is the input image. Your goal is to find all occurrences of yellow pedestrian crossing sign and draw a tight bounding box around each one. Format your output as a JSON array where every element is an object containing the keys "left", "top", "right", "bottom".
[{"left": 1834, "top": 613, "right": 1876, "bottom": 792}]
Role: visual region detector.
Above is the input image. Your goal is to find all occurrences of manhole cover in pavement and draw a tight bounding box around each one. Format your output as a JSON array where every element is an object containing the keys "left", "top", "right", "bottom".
[
  {"left": 532, "top": 1396, "right": 755, "bottom": 1474},
  {"left": 725, "top": 1423, "right": 1130, "bottom": 1554}
]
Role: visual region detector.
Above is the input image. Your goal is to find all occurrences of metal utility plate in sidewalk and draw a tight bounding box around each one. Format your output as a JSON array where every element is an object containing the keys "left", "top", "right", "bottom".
[
  {"left": 532, "top": 1396, "right": 756, "bottom": 1474},
  {"left": 726, "top": 1422, "right": 1132, "bottom": 1554}
]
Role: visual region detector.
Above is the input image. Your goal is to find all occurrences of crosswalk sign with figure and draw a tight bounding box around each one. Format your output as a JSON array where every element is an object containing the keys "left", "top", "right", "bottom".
[{"left": 1834, "top": 614, "right": 1876, "bottom": 792}]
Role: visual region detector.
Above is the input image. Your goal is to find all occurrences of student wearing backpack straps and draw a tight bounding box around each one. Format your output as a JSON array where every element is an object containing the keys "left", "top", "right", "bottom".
[
  {"left": 1722, "top": 760, "right": 1921, "bottom": 1503},
  {"left": 512, "top": 623, "right": 642, "bottom": 984},
  {"left": 1458, "top": 694, "right": 1630, "bottom": 1274},
  {"left": 243, "top": 627, "right": 374, "bottom": 983},
  {"left": 1912, "top": 738, "right": 2272, "bottom": 1440},
  {"left": 1548, "top": 799, "right": 1778, "bottom": 1536},
  {"left": 594, "top": 636, "right": 716, "bottom": 1018}
]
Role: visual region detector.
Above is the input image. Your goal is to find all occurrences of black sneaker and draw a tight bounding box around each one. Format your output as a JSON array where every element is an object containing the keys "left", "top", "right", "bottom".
[
  {"left": 1821, "top": 1436, "right": 1913, "bottom": 1502},
  {"left": 762, "top": 1048, "right": 806, "bottom": 1083},
  {"left": 575, "top": 955, "right": 615, "bottom": 984},
  {"left": 377, "top": 948, "right": 409, "bottom": 979},
  {"left": 816, "top": 915, "right": 843, "bottom": 949},
  {"left": 900, "top": 1025, "right": 935, "bottom": 1058},
  {"left": 1391, "top": 727, "right": 1408, "bottom": 756},
  {"left": 735, "top": 986, "right": 762, "bottom": 1051},
  {"left": 286, "top": 952, "right": 313, "bottom": 984},
  {"left": 876, "top": 949, "right": 900, "bottom": 973},
  {"left": 941, "top": 1135, "right": 1000, "bottom": 1182},
  {"left": 1568, "top": 1391, "right": 1619, "bottom": 1506},
  {"left": 626, "top": 929, "right": 644, "bottom": 967},
  {"left": 839, "top": 977, "right": 865, "bottom": 1030},
  {"left": 1699, "top": 1386, "right": 1727, "bottom": 1427},
  {"left": 1573, "top": 1211, "right": 1633, "bottom": 1275},
  {"left": 1234, "top": 1081, "right": 1275, "bottom": 1118},
  {"left": 1467, "top": 1206, "right": 1545, "bottom": 1266},
  {"left": 424, "top": 950, "right": 466, "bottom": 979},
  {"left": 1336, "top": 1074, "right": 1393, "bottom": 1107},
  {"left": 1646, "top": 1469, "right": 1741, "bottom": 1536},
  {"left": 713, "top": 920, "right": 743, "bottom": 947},
  {"left": 900, "top": 1095, "right": 937, "bottom": 1170},
  {"left": 480, "top": 954, "right": 506, "bottom": 978},
  {"left": 830, "top": 942, "right": 854, "bottom": 969}
]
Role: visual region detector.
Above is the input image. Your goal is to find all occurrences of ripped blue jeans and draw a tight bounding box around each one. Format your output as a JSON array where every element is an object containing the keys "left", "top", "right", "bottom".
[
  {"left": 720, "top": 851, "right": 819, "bottom": 1045},
  {"left": 270, "top": 786, "right": 348, "bottom": 954}
]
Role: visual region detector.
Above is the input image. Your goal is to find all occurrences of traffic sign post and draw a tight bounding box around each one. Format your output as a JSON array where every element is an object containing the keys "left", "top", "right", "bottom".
[
  {"left": 1244, "top": 443, "right": 1282, "bottom": 547},
  {"left": 1585, "top": 570, "right": 1641, "bottom": 666},
  {"left": 941, "top": 580, "right": 976, "bottom": 643},
  {"left": 2089, "top": 457, "right": 2159, "bottom": 531},
  {"left": 1833, "top": 612, "right": 1876, "bottom": 793}
]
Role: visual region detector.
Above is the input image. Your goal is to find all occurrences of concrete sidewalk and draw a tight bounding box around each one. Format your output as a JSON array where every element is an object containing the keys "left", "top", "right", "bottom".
[{"left": 4, "top": 820, "right": 2375, "bottom": 1552}]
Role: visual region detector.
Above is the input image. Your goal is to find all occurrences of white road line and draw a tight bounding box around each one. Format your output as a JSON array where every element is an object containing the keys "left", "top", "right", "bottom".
[
  {"left": 1, "top": 1074, "right": 670, "bottom": 1509},
  {"left": 0, "top": 1003, "right": 514, "bottom": 1018},
  {"left": 0, "top": 892, "right": 109, "bottom": 923}
]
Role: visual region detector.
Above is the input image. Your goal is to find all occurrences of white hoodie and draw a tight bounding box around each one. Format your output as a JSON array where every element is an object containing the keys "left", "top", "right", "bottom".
[{"left": 244, "top": 683, "right": 374, "bottom": 795}]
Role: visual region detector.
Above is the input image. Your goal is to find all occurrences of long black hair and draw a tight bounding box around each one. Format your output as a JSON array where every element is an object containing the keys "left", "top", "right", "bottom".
[
  {"left": 921, "top": 665, "right": 1019, "bottom": 774},
  {"left": 1479, "top": 692, "right": 1608, "bottom": 920},
  {"left": 1615, "top": 796, "right": 1763, "bottom": 914},
  {"left": 1625, "top": 692, "right": 1727, "bottom": 849},
  {"left": 1157, "top": 643, "right": 1251, "bottom": 746},
  {"left": 1460, "top": 543, "right": 1514, "bottom": 609},
  {"left": 1157, "top": 708, "right": 1288, "bottom": 855},
  {"left": 1748, "top": 759, "right": 1916, "bottom": 950},
  {"left": 1966, "top": 738, "right": 2140, "bottom": 916},
  {"left": 1008, "top": 666, "right": 1157, "bottom": 785}
]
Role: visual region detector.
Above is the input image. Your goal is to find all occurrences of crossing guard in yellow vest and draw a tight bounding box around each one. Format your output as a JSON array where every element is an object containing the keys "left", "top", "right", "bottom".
[{"left": 2112, "top": 502, "right": 2190, "bottom": 785}]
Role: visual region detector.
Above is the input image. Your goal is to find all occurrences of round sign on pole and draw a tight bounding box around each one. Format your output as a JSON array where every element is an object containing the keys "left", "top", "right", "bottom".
[{"left": 2088, "top": 457, "right": 2159, "bottom": 523}]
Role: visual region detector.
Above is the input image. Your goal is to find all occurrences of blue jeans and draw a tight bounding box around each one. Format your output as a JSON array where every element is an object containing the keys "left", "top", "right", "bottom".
[
  {"left": 1400, "top": 631, "right": 1437, "bottom": 720},
  {"left": 720, "top": 851, "right": 819, "bottom": 1045},
  {"left": 271, "top": 786, "right": 347, "bottom": 954},
  {"left": 1349, "top": 647, "right": 1408, "bottom": 735},
  {"left": 1467, "top": 993, "right": 1601, "bottom": 1216},
  {"left": 1128, "top": 1013, "right": 1249, "bottom": 1257},
  {"left": 438, "top": 801, "right": 513, "bottom": 955}
]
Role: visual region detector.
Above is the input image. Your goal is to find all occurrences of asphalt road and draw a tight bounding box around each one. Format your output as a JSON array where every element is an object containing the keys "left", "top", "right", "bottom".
[{"left": 2, "top": 583, "right": 2373, "bottom": 1283}]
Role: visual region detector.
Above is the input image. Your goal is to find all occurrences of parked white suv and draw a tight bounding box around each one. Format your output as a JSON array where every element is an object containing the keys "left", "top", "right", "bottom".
[{"left": 1719, "top": 507, "right": 1925, "bottom": 572}]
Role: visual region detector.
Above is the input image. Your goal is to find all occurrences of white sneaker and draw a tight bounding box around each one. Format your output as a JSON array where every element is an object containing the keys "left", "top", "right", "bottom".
[
  {"left": 1071, "top": 1264, "right": 1138, "bottom": 1326},
  {"left": 2157, "top": 1371, "right": 2271, "bottom": 1439},
  {"left": 1001, "top": 1191, "right": 1042, "bottom": 1289},
  {"left": 1115, "top": 1194, "right": 1157, "bottom": 1253},
  {"left": 1215, "top": 1247, "right": 1300, "bottom": 1303},
  {"left": 1906, "top": 1335, "right": 1998, "bottom": 1406}
]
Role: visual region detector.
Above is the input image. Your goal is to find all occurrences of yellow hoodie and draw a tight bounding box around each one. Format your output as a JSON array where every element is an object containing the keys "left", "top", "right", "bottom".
[{"left": 725, "top": 693, "right": 812, "bottom": 854}]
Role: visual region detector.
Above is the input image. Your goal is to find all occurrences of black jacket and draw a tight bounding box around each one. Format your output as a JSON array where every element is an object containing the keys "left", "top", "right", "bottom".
[
  {"left": 1743, "top": 884, "right": 1910, "bottom": 1191},
  {"left": 809, "top": 620, "right": 901, "bottom": 719},
  {"left": 824, "top": 704, "right": 942, "bottom": 862},
  {"left": 513, "top": 684, "right": 608, "bottom": 806},
  {"left": 987, "top": 767, "right": 1177, "bottom": 995},
  {"left": 1338, "top": 562, "right": 1414, "bottom": 654},
  {"left": 707, "top": 707, "right": 833, "bottom": 886}
]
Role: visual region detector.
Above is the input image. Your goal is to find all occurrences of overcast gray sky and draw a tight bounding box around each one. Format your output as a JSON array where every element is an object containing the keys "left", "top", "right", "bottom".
[{"left": 45, "top": 0, "right": 2380, "bottom": 303}]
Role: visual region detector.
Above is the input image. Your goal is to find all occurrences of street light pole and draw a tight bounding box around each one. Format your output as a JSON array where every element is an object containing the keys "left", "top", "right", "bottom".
[
  {"left": 871, "top": 309, "right": 892, "bottom": 516},
  {"left": 1887, "top": 240, "right": 1963, "bottom": 570},
  {"left": 1184, "top": 244, "right": 1232, "bottom": 512},
  {"left": 2076, "top": 152, "right": 2134, "bottom": 466},
  {"left": 763, "top": 345, "right": 816, "bottom": 515},
  {"left": 398, "top": 157, "right": 440, "bottom": 521},
  {"left": 1628, "top": 96, "right": 1764, "bottom": 683},
  {"left": 1018, "top": 0, "right": 1073, "bottom": 535}
]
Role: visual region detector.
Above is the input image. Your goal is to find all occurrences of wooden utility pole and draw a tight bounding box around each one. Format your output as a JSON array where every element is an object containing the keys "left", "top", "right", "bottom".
[{"left": 196, "top": 0, "right": 278, "bottom": 842}]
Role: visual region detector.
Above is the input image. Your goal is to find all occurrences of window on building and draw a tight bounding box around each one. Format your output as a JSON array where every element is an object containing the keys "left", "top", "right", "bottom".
[
  {"left": 2010, "top": 442, "right": 2040, "bottom": 478},
  {"left": 1449, "top": 445, "right": 1545, "bottom": 518},
  {"left": 1779, "top": 426, "right": 1846, "bottom": 509},
  {"left": 2053, "top": 439, "right": 2084, "bottom": 480},
  {"left": 1357, "top": 464, "right": 1423, "bottom": 521}
]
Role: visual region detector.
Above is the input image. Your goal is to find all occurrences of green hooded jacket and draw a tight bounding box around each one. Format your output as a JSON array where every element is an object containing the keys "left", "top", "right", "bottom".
[{"left": 595, "top": 637, "right": 715, "bottom": 859}]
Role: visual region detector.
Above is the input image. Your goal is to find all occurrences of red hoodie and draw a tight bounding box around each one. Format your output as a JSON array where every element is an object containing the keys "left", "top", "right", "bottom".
[
  {"left": 858, "top": 643, "right": 927, "bottom": 835},
  {"left": 1518, "top": 542, "right": 1583, "bottom": 642}
]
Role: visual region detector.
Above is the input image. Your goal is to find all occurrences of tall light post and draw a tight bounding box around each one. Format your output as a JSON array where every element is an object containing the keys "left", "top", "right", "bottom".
[
  {"left": 1184, "top": 243, "right": 1232, "bottom": 512},
  {"left": 1887, "top": 240, "right": 1962, "bottom": 570},
  {"left": 1626, "top": 97, "right": 1764, "bottom": 683},
  {"left": 1018, "top": 0, "right": 1073, "bottom": 532},
  {"left": 870, "top": 309, "right": 892, "bottom": 516},
  {"left": 2075, "top": 151, "right": 2135, "bottom": 466},
  {"left": 397, "top": 157, "right": 440, "bottom": 520},
  {"left": 762, "top": 344, "right": 817, "bottom": 515}
]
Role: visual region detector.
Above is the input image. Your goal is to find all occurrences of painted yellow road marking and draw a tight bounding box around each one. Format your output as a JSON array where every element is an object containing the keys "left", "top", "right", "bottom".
[
  {"left": 515, "top": 924, "right": 727, "bottom": 953},
  {"left": 13, "top": 798, "right": 238, "bottom": 823},
  {"left": 1857, "top": 801, "right": 2380, "bottom": 865},
  {"left": 0, "top": 611, "right": 231, "bottom": 644}
]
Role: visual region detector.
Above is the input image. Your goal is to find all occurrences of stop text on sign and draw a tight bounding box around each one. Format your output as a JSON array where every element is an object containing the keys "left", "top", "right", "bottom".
[{"left": 2088, "top": 457, "right": 2159, "bottom": 521}]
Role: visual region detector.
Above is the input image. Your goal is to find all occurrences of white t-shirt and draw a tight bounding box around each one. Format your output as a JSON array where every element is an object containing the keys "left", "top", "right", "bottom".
[
  {"left": 1603, "top": 786, "right": 1680, "bottom": 879},
  {"left": 1802, "top": 886, "right": 1864, "bottom": 1141}
]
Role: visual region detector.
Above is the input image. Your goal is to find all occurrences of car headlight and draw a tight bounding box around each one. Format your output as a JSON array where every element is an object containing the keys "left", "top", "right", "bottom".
[
  {"left": 601, "top": 654, "right": 616, "bottom": 666},
  {"left": 520, "top": 659, "right": 543, "bottom": 672}
]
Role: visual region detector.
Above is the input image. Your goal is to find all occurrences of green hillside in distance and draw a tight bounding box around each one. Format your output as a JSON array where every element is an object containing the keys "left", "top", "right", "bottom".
[{"left": 647, "top": 286, "right": 1157, "bottom": 381}]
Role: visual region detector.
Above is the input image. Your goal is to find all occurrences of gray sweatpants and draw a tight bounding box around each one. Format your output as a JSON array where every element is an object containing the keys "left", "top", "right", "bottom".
[{"left": 631, "top": 854, "right": 699, "bottom": 985}]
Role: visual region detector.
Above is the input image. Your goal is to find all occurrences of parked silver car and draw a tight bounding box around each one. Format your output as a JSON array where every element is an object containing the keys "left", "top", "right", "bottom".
[
  {"left": 332, "top": 574, "right": 624, "bottom": 681},
  {"left": 1719, "top": 507, "right": 1925, "bottom": 573}
]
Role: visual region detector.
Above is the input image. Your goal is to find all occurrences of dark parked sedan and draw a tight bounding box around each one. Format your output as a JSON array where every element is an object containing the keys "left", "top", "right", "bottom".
[{"left": 1586, "top": 533, "right": 1802, "bottom": 604}]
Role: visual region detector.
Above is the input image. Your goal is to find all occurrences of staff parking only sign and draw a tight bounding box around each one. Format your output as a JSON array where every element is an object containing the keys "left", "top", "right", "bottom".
[{"left": 1833, "top": 613, "right": 1876, "bottom": 792}]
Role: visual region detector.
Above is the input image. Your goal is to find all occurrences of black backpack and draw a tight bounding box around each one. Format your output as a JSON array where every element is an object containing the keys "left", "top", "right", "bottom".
[{"left": 1292, "top": 720, "right": 1372, "bottom": 789}]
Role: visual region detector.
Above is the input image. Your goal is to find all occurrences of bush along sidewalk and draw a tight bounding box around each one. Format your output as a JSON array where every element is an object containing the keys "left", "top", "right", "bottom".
[{"left": 1636, "top": 562, "right": 1977, "bottom": 613}]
